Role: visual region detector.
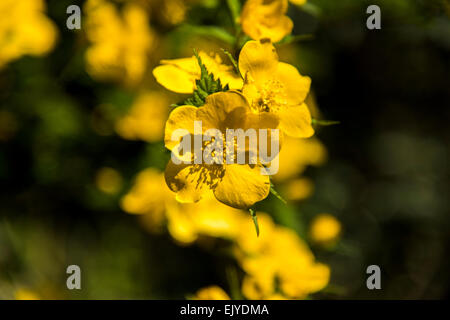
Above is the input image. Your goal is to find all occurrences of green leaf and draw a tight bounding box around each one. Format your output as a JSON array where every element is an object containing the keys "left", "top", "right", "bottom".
[
  {"left": 270, "top": 184, "right": 287, "bottom": 205},
  {"left": 179, "top": 24, "right": 235, "bottom": 45},
  {"left": 276, "top": 34, "right": 314, "bottom": 46},
  {"left": 249, "top": 208, "right": 260, "bottom": 237},
  {"left": 179, "top": 49, "right": 230, "bottom": 107},
  {"left": 311, "top": 118, "right": 340, "bottom": 126},
  {"left": 221, "top": 48, "right": 243, "bottom": 79},
  {"left": 226, "top": 0, "right": 241, "bottom": 28}
]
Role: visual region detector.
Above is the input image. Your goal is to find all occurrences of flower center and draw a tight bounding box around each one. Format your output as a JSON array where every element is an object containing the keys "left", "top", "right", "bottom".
[{"left": 253, "top": 79, "right": 287, "bottom": 113}]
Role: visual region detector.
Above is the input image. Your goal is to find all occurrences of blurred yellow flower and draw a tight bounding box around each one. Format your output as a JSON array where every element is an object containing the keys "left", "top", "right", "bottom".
[
  {"left": 273, "top": 136, "right": 327, "bottom": 182},
  {"left": 115, "top": 91, "right": 169, "bottom": 142},
  {"left": 14, "top": 288, "right": 40, "bottom": 300},
  {"left": 283, "top": 178, "right": 314, "bottom": 201},
  {"left": 121, "top": 168, "right": 246, "bottom": 244},
  {"left": 165, "top": 194, "right": 245, "bottom": 244},
  {"left": 95, "top": 167, "right": 123, "bottom": 194},
  {"left": 153, "top": 52, "right": 243, "bottom": 94},
  {"left": 146, "top": 0, "right": 193, "bottom": 26},
  {"left": 121, "top": 168, "right": 172, "bottom": 231},
  {"left": 309, "top": 214, "right": 341, "bottom": 245},
  {"left": 84, "top": 0, "right": 154, "bottom": 84},
  {"left": 0, "top": 0, "right": 57, "bottom": 68},
  {"left": 164, "top": 91, "right": 274, "bottom": 209},
  {"left": 239, "top": 40, "right": 314, "bottom": 138},
  {"left": 235, "top": 213, "right": 330, "bottom": 299},
  {"left": 240, "top": 0, "right": 293, "bottom": 42},
  {"left": 192, "top": 285, "right": 231, "bottom": 300}
]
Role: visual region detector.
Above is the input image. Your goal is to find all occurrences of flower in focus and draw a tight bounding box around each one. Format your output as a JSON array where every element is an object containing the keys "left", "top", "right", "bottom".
[
  {"left": 153, "top": 52, "right": 243, "bottom": 94},
  {"left": 240, "top": 0, "right": 293, "bottom": 43},
  {"left": 309, "top": 214, "right": 341, "bottom": 245},
  {"left": 239, "top": 40, "right": 314, "bottom": 138},
  {"left": 192, "top": 285, "right": 231, "bottom": 300},
  {"left": 235, "top": 213, "right": 330, "bottom": 299},
  {"left": 0, "top": 0, "right": 57, "bottom": 68},
  {"left": 84, "top": 0, "right": 154, "bottom": 84},
  {"left": 115, "top": 91, "right": 170, "bottom": 142},
  {"left": 164, "top": 91, "right": 276, "bottom": 209}
]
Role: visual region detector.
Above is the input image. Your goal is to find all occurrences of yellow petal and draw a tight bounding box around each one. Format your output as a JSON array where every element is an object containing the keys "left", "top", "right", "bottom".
[
  {"left": 241, "top": 0, "right": 292, "bottom": 42},
  {"left": 199, "top": 91, "right": 250, "bottom": 131},
  {"left": 165, "top": 160, "right": 218, "bottom": 203},
  {"left": 214, "top": 164, "right": 270, "bottom": 208},
  {"left": 239, "top": 40, "right": 279, "bottom": 84},
  {"left": 153, "top": 52, "right": 242, "bottom": 94},
  {"left": 152, "top": 57, "right": 198, "bottom": 94},
  {"left": 276, "top": 103, "right": 314, "bottom": 138},
  {"left": 192, "top": 286, "right": 231, "bottom": 300},
  {"left": 276, "top": 62, "right": 311, "bottom": 105},
  {"left": 164, "top": 105, "right": 198, "bottom": 150}
]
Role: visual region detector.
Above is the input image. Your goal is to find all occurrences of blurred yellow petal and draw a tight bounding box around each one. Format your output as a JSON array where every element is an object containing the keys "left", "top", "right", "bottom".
[
  {"left": 115, "top": 91, "right": 169, "bottom": 143},
  {"left": 241, "top": 0, "right": 293, "bottom": 42},
  {"left": 192, "top": 286, "right": 231, "bottom": 300},
  {"left": 274, "top": 137, "right": 327, "bottom": 182},
  {"left": 309, "top": 213, "right": 342, "bottom": 245},
  {"left": 284, "top": 178, "right": 314, "bottom": 200}
]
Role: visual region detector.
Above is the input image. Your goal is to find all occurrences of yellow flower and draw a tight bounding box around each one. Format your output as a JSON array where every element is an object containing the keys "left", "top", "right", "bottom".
[
  {"left": 147, "top": 0, "right": 192, "bottom": 26},
  {"left": 121, "top": 168, "right": 248, "bottom": 244},
  {"left": 121, "top": 168, "right": 173, "bottom": 231},
  {"left": 283, "top": 178, "right": 314, "bottom": 201},
  {"left": 235, "top": 213, "right": 330, "bottom": 299},
  {"left": 240, "top": 0, "right": 293, "bottom": 42},
  {"left": 273, "top": 136, "right": 327, "bottom": 182},
  {"left": 115, "top": 91, "right": 169, "bottom": 142},
  {"left": 192, "top": 286, "right": 231, "bottom": 300},
  {"left": 0, "top": 0, "right": 57, "bottom": 68},
  {"left": 95, "top": 167, "right": 123, "bottom": 194},
  {"left": 153, "top": 52, "right": 243, "bottom": 94},
  {"left": 239, "top": 40, "right": 314, "bottom": 138},
  {"left": 84, "top": 0, "right": 154, "bottom": 84},
  {"left": 164, "top": 91, "right": 276, "bottom": 209},
  {"left": 165, "top": 194, "right": 245, "bottom": 244},
  {"left": 309, "top": 214, "right": 341, "bottom": 245}
]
